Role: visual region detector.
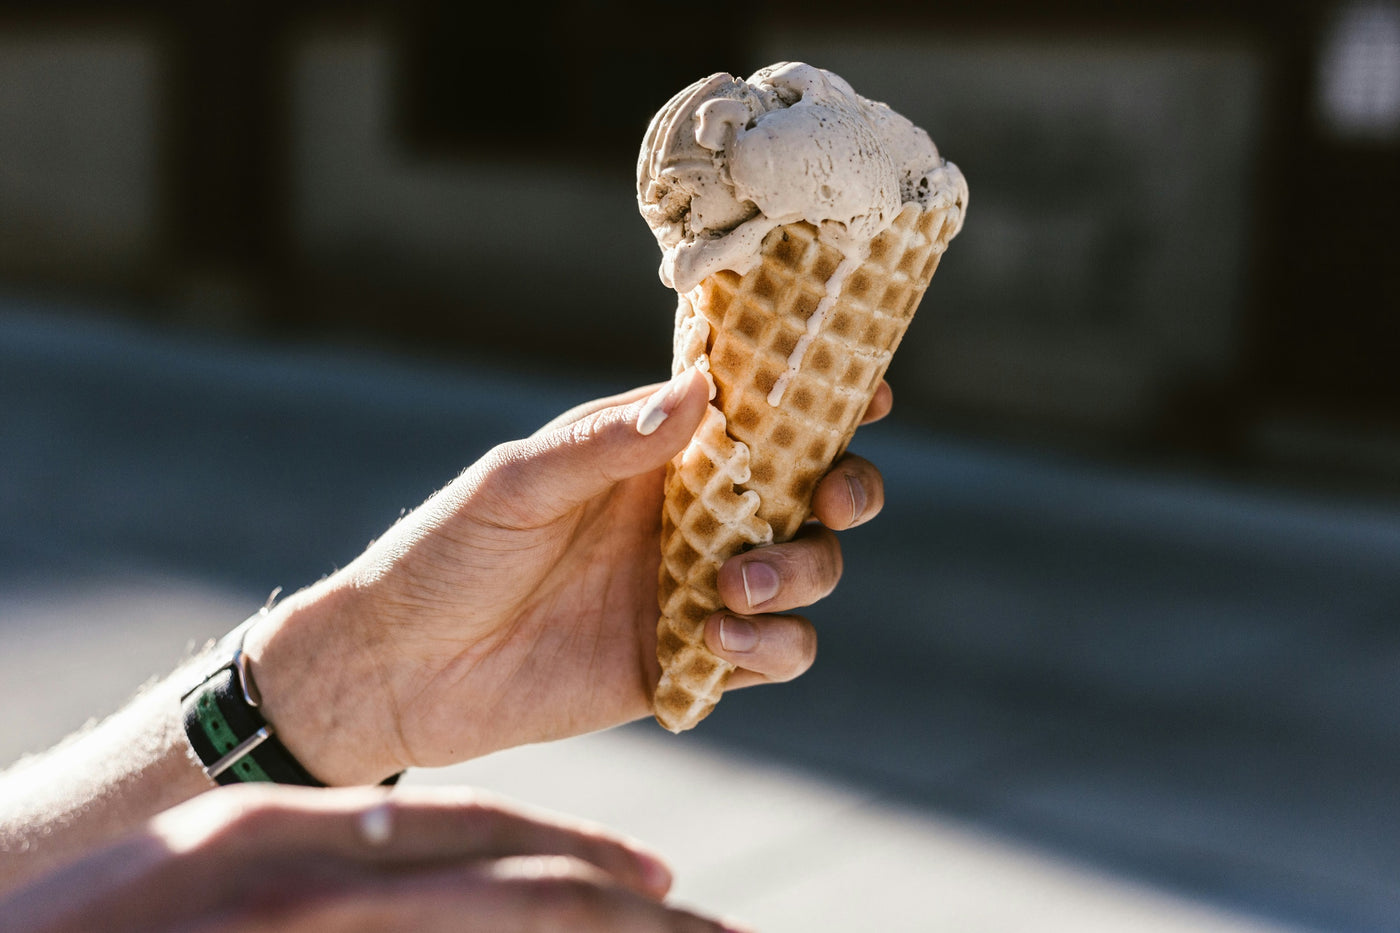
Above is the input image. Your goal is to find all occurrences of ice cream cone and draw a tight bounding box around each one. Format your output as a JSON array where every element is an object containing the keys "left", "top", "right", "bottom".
[
  {"left": 637, "top": 62, "right": 967, "bottom": 731},
  {"left": 653, "top": 198, "right": 962, "bottom": 732}
]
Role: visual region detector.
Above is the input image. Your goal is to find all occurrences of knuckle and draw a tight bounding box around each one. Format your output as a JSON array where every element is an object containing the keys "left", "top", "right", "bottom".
[
  {"left": 771, "top": 621, "right": 818, "bottom": 683},
  {"left": 801, "top": 529, "right": 843, "bottom": 599},
  {"left": 468, "top": 438, "right": 564, "bottom": 527},
  {"left": 441, "top": 444, "right": 518, "bottom": 526},
  {"left": 561, "top": 415, "right": 600, "bottom": 449},
  {"left": 473, "top": 440, "right": 529, "bottom": 497}
]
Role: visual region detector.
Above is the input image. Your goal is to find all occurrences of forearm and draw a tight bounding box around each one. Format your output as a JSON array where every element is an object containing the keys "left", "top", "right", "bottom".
[
  {"left": 0, "top": 579, "right": 388, "bottom": 901},
  {"left": 0, "top": 574, "right": 412, "bottom": 904},
  {"left": 0, "top": 659, "right": 213, "bottom": 897}
]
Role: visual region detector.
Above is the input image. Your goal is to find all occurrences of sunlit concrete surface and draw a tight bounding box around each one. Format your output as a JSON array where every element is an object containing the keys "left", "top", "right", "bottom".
[
  {"left": 0, "top": 577, "right": 1301, "bottom": 932},
  {"left": 0, "top": 575, "right": 247, "bottom": 766},
  {"left": 414, "top": 735, "right": 1297, "bottom": 933},
  {"left": 4, "top": 301, "right": 1399, "bottom": 931}
]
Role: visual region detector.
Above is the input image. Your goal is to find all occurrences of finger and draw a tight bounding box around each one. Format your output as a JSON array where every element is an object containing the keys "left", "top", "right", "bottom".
[
  {"left": 809, "top": 452, "right": 885, "bottom": 531},
  {"left": 534, "top": 381, "right": 669, "bottom": 436},
  {"left": 716, "top": 524, "right": 842, "bottom": 615},
  {"left": 859, "top": 380, "right": 893, "bottom": 425},
  {"left": 368, "top": 789, "right": 673, "bottom": 899},
  {"left": 704, "top": 612, "right": 817, "bottom": 687},
  {"left": 184, "top": 785, "right": 673, "bottom": 901},
  {"left": 462, "top": 856, "right": 751, "bottom": 932},
  {"left": 471, "top": 367, "right": 710, "bottom": 526},
  {"left": 211, "top": 857, "right": 743, "bottom": 933},
  {"left": 550, "top": 377, "right": 886, "bottom": 436}
]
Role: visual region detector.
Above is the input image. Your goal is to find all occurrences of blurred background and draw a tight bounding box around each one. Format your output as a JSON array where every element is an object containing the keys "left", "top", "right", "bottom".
[{"left": 3, "top": 1, "right": 1400, "bottom": 930}]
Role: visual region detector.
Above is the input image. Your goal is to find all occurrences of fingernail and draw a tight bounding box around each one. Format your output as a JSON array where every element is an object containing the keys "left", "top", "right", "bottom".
[
  {"left": 636, "top": 371, "right": 691, "bottom": 436},
  {"left": 740, "top": 561, "right": 780, "bottom": 610},
  {"left": 719, "top": 616, "right": 757, "bottom": 653},
  {"left": 845, "top": 473, "right": 868, "bottom": 525},
  {"left": 719, "top": 919, "right": 759, "bottom": 933}
]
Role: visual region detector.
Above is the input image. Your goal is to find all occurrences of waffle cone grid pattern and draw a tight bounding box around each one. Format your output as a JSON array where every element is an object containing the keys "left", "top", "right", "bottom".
[{"left": 654, "top": 202, "right": 959, "bottom": 732}]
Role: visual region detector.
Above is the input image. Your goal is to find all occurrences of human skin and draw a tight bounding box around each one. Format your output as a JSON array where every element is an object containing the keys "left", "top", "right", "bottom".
[
  {"left": 1, "top": 783, "right": 755, "bottom": 933},
  {"left": 246, "top": 368, "right": 890, "bottom": 784},
  {"left": 0, "top": 369, "right": 892, "bottom": 903}
]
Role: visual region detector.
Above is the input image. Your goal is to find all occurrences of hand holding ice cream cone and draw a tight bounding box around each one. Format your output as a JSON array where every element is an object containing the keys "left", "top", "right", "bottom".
[{"left": 238, "top": 367, "right": 891, "bottom": 780}]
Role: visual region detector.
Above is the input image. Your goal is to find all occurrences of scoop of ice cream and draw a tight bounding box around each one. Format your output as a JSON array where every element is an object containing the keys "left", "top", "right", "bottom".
[{"left": 637, "top": 61, "right": 967, "bottom": 293}]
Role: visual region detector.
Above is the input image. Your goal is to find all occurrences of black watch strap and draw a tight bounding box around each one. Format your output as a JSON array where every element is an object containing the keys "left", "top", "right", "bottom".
[
  {"left": 183, "top": 667, "right": 326, "bottom": 786},
  {"left": 181, "top": 612, "right": 401, "bottom": 787}
]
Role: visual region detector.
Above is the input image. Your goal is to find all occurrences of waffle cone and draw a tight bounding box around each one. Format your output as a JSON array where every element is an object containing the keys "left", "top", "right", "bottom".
[{"left": 654, "top": 200, "right": 961, "bottom": 732}]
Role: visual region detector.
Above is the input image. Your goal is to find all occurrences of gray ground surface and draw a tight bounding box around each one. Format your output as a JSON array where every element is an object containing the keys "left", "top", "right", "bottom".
[{"left": 3, "top": 300, "right": 1399, "bottom": 931}]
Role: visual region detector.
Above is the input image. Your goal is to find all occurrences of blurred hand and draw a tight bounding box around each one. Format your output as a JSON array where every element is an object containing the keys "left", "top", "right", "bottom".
[
  {"left": 1, "top": 784, "right": 750, "bottom": 933},
  {"left": 249, "top": 369, "right": 892, "bottom": 783}
]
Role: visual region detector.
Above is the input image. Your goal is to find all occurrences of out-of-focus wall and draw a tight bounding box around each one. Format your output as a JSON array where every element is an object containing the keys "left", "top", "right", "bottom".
[
  {"left": 754, "top": 32, "right": 1263, "bottom": 440},
  {"left": 0, "top": 32, "right": 160, "bottom": 286},
  {"left": 285, "top": 29, "right": 673, "bottom": 371},
  {"left": 0, "top": 4, "right": 1397, "bottom": 492}
]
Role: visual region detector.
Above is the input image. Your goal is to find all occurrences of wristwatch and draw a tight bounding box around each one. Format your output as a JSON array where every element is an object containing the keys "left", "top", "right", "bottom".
[{"left": 180, "top": 610, "right": 328, "bottom": 786}]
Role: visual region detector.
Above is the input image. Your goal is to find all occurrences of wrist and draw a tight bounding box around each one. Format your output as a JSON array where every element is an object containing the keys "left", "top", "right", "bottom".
[{"left": 240, "top": 582, "right": 406, "bottom": 786}]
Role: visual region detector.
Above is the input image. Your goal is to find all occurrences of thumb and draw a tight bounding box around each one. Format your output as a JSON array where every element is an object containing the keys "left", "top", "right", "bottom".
[{"left": 478, "top": 367, "right": 710, "bottom": 524}]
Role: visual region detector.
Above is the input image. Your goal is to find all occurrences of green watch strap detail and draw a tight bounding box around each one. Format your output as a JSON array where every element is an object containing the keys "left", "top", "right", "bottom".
[{"left": 193, "top": 688, "right": 274, "bottom": 783}]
